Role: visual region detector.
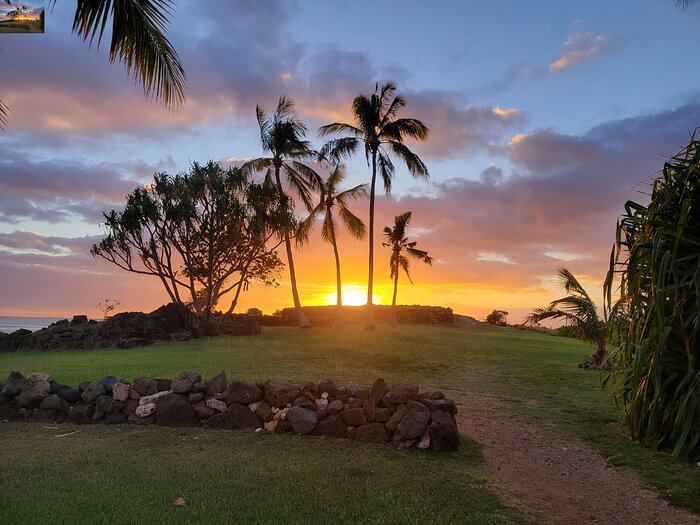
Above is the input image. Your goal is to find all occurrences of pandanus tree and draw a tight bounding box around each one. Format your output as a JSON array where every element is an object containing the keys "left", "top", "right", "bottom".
[
  {"left": 301, "top": 164, "right": 368, "bottom": 327},
  {"left": 319, "top": 82, "right": 430, "bottom": 329},
  {"left": 604, "top": 134, "right": 700, "bottom": 459},
  {"left": 382, "top": 211, "right": 432, "bottom": 325},
  {"left": 1, "top": 0, "right": 186, "bottom": 130},
  {"left": 526, "top": 268, "right": 607, "bottom": 366},
  {"left": 242, "top": 97, "right": 321, "bottom": 328}
]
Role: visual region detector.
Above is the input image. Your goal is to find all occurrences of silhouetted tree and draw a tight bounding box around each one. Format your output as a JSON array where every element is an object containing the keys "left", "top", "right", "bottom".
[
  {"left": 242, "top": 97, "right": 321, "bottom": 328},
  {"left": 485, "top": 310, "right": 509, "bottom": 326},
  {"left": 382, "top": 211, "right": 432, "bottom": 325},
  {"left": 320, "top": 82, "right": 429, "bottom": 329}
]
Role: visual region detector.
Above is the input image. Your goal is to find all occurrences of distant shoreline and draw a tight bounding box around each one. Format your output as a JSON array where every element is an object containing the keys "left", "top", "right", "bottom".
[{"left": 0, "top": 316, "right": 64, "bottom": 333}]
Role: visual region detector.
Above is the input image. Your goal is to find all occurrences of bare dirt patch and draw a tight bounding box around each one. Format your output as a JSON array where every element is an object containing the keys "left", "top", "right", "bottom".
[{"left": 459, "top": 413, "right": 700, "bottom": 525}]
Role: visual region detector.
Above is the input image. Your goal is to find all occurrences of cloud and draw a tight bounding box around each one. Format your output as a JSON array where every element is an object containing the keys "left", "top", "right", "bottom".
[{"left": 549, "top": 33, "right": 610, "bottom": 71}]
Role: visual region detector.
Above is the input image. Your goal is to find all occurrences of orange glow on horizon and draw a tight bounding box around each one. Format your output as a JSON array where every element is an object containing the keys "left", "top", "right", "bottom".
[{"left": 321, "top": 284, "right": 383, "bottom": 306}]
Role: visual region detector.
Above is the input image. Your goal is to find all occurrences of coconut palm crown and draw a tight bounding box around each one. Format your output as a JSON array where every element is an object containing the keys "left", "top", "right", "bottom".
[
  {"left": 242, "top": 97, "right": 322, "bottom": 328},
  {"left": 319, "top": 82, "right": 429, "bottom": 329}
]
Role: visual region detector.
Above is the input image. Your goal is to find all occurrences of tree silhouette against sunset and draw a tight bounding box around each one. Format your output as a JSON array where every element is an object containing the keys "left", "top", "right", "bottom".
[
  {"left": 320, "top": 82, "right": 430, "bottom": 330},
  {"left": 243, "top": 97, "right": 322, "bottom": 329}
]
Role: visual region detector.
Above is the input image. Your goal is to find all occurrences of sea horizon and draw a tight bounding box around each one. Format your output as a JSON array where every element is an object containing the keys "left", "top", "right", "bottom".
[{"left": 0, "top": 316, "right": 67, "bottom": 333}]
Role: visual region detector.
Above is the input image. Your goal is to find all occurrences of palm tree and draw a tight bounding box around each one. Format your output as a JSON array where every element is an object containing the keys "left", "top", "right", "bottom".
[
  {"left": 319, "top": 82, "right": 430, "bottom": 329},
  {"left": 382, "top": 211, "right": 432, "bottom": 325},
  {"left": 302, "top": 164, "right": 368, "bottom": 327},
  {"left": 242, "top": 97, "right": 321, "bottom": 328},
  {"left": 526, "top": 267, "right": 607, "bottom": 366},
  {"left": 1, "top": 0, "right": 186, "bottom": 130}
]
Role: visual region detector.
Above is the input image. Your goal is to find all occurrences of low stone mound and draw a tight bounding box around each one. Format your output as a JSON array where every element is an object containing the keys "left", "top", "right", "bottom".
[
  {"left": 0, "top": 303, "right": 260, "bottom": 353},
  {"left": 261, "top": 304, "right": 454, "bottom": 327},
  {"left": 0, "top": 370, "right": 460, "bottom": 452}
]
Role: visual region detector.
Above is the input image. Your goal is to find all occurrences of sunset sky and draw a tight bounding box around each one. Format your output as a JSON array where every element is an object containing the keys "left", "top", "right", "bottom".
[{"left": 0, "top": 1, "right": 698, "bottom": 322}]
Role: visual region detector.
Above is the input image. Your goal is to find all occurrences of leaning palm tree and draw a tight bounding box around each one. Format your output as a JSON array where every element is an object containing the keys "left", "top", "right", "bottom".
[
  {"left": 302, "top": 164, "right": 368, "bottom": 327},
  {"left": 1, "top": 0, "right": 186, "bottom": 130},
  {"left": 242, "top": 97, "right": 321, "bottom": 328},
  {"left": 382, "top": 211, "right": 433, "bottom": 325},
  {"left": 319, "top": 82, "right": 429, "bottom": 329},
  {"left": 526, "top": 267, "right": 607, "bottom": 366}
]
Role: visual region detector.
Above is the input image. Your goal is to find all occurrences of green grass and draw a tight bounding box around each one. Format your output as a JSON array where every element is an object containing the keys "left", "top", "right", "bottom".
[
  {"left": 1, "top": 324, "right": 699, "bottom": 521},
  {"left": 0, "top": 20, "right": 43, "bottom": 33}
]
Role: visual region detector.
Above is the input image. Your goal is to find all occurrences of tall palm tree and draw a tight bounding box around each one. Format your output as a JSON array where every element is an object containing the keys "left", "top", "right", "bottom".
[
  {"left": 526, "top": 267, "right": 607, "bottom": 366},
  {"left": 1, "top": 0, "right": 186, "bottom": 130},
  {"left": 319, "top": 82, "right": 429, "bottom": 329},
  {"left": 382, "top": 211, "right": 432, "bottom": 325},
  {"left": 302, "top": 164, "right": 368, "bottom": 327},
  {"left": 242, "top": 97, "right": 321, "bottom": 328}
]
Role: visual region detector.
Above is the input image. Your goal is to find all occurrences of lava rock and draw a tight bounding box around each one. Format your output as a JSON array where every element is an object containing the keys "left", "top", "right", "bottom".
[
  {"left": 311, "top": 414, "right": 347, "bottom": 438},
  {"left": 189, "top": 392, "right": 204, "bottom": 404},
  {"left": 26, "top": 372, "right": 49, "bottom": 384},
  {"left": 171, "top": 371, "right": 202, "bottom": 394},
  {"left": 71, "top": 315, "right": 88, "bottom": 324},
  {"left": 139, "top": 391, "right": 170, "bottom": 405},
  {"left": 192, "top": 401, "right": 216, "bottom": 421},
  {"left": 99, "top": 375, "right": 121, "bottom": 393},
  {"left": 16, "top": 381, "right": 50, "bottom": 408},
  {"left": 254, "top": 400, "right": 273, "bottom": 422},
  {"left": 205, "top": 370, "right": 227, "bottom": 398},
  {"left": 156, "top": 378, "right": 172, "bottom": 392},
  {"left": 155, "top": 394, "right": 200, "bottom": 427},
  {"left": 327, "top": 399, "right": 344, "bottom": 415},
  {"left": 112, "top": 382, "right": 130, "bottom": 402},
  {"left": 96, "top": 395, "right": 124, "bottom": 414},
  {"left": 342, "top": 407, "right": 367, "bottom": 427},
  {"left": 376, "top": 408, "right": 390, "bottom": 422},
  {"left": 136, "top": 403, "right": 156, "bottom": 417},
  {"left": 419, "top": 397, "right": 457, "bottom": 414},
  {"left": 293, "top": 396, "right": 316, "bottom": 410},
  {"left": 369, "top": 378, "right": 390, "bottom": 404},
  {"left": 363, "top": 399, "right": 376, "bottom": 422},
  {"left": 39, "top": 395, "right": 70, "bottom": 412},
  {"left": 286, "top": 406, "right": 318, "bottom": 435},
  {"left": 349, "top": 422, "right": 390, "bottom": 443},
  {"left": 81, "top": 382, "right": 106, "bottom": 404},
  {"left": 49, "top": 380, "right": 70, "bottom": 395},
  {"left": 203, "top": 404, "right": 263, "bottom": 430},
  {"left": 228, "top": 381, "right": 263, "bottom": 405},
  {"left": 394, "top": 401, "right": 430, "bottom": 441},
  {"left": 128, "top": 413, "right": 155, "bottom": 425},
  {"left": 317, "top": 379, "right": 338, "bottom": 398},
  {"left": 205, "top": 398, "right": 227, "bottom": 413},
  {"left": 132, "top": 377, "right": 158, "bottom": 396},
  {"left": 68, "top": 402, "right": 94, "bottom": 424},
  {"left": 1, "top": 371, "right": 25, "bottom": 396},
  {"left": 386, "top": 405, "right": 408, "bottom": 433},
  {"left": 104, "top": 412, "right": 128, "bottom": 425},
  {"left": 263, "top": 380, "right": 300, "bottom": 408},
  {"left": 386, "top": 384, "right": 419, "bottom": 405},
  {"left": 429, "top": 410, "right": 460, "bottom": 452}
]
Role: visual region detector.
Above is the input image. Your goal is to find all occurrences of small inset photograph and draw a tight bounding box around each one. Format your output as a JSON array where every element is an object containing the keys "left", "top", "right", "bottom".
[{"left": 0, "top": 1, "right": 44, "bottom": 33}]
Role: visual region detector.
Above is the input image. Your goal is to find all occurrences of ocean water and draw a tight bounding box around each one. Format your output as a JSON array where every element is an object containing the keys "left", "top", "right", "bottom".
[{"left": 0, "top": 316, "right": 64, "bottom": 333}]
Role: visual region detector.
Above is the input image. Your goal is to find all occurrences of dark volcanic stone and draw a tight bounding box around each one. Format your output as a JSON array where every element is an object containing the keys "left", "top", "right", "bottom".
[
  {"left": 39, "top": 395, "right": 70, "bottom": 412},
  {"left": 228, "top": 381, "right": 263, "bottom": 405},
  {"left": 78, "top": 381, "right": 91, "bottom": 392},
  {"left": 128, "top": 413, "right": 155, "bottom": 425},
  {"left": 286, "top": 406, "right": 318, "bottom": 435},
  {"left": 300, "top": 382, "right": 319, "bottom": 401},
  {"left": 49, "top": 380, "right": 70, "bottom": 395},
  {"left": 96, "top": 395, "right": 124, "bottom": 414},
  {"left": 376, "top": 408, "right": 390, "bottom": 423},
  {"left": 311, "top": 414, "right": 347, "bottom": 438},
  {"left": 342, "top": 407, "right": 367, "bottom": 427},
  {"left": 355, "top": 389, "right": 369, "bottom": 400},
  {"left": 191, "top": 382, "right": 207, "bottom": 394},
  {"left": 99, "top": 375, "right": 121, "bottom": 393},
  {"left": 293, "top": 396, "right": 315, "bottom": 410},
  {"left": 255, "top": 401, "right": 273, "bottom": 422},
  {"left": 81, "top": 382, "right": 106, "bottom": 404},
  {"left": 57, "top": 387, "right": 82, "bottom": 404},
  {"left": 189, "top": 392, "right": 205, "bottom": 404},
  {"left": 16, "top": 381, "right": 50, "bottom": 408},
  {"left": 171, "top": 371, "right": 202, "bottom": 394},
  {"left": 156, "top": 378, "right": 172, "bottom": 392},
  {"left": 363, "top": 399, "right": 376, "bottom": 422},
  {"left": 123, "top": 399, "right": 139, "bottom": 414},
  {"left": 205, "top": 370, "right": 227, "bottom": 398},
  {"left": 386, "top": 384, "right": 419, "bottom": 405},
  {"left": 192, "top": 401, "right": 216, "bottom": 421},
  {"left": 263, "top": 380, "right": 300, "bottom": 408},
  {"left": 27, "top": 408, "right": 56, "bottom": 423},
  {"left": 419, "top": 397, "right": 457, "bottom": 415},
  {"left": 68, "top": 402, "right": 95, "bottom": 424},
  {"left": 394, "top": 401, "right": 430, "bottom": 442},
  {"left": 327, "top": 399, "right": 344, "bottom": 415},
  {"left": 317, "top": 378, "right": 338, "bottom": 398},
  {"left": 1, "top": 371, "right": 25, "bottom": 397},
  {"left": 386, "top": 405, "right": 408, "bottom": 433},
  {"left": 203, "top": 404, "right": 263, "bottom": 430},
  {"left": 71, "top": 315, "right": 88, "bottom": 324},
  {"left": 349, "top": 422, "right": 390, "bottom": 443},
  {"left": 155, "top": 394, "right": 200, "bottom": 427},
  {"left": 429, "top": 410, "right": 460, "bottom": 452},
  {"left": 369, "top": 378, "right": 390, "bottom": 404},
  {"left": 132, "top": 377, "right": 158, "bottom": 396}
]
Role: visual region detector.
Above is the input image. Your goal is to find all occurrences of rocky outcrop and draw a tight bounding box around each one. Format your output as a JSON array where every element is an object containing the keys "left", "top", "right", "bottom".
[
  {"left": 0, "top": 303, "right": 260, "bottom": 353},
  {"left": 0, "top": 370, "right": 460, "bottom": 452}
]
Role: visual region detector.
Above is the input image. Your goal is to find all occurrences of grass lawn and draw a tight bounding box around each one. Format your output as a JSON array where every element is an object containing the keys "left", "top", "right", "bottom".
[
  {"left": 0, "top": 20, "right": 43, "bottom": 33},
  {"left": 1, "top": 324, "right": 698, "bottom": 522}
]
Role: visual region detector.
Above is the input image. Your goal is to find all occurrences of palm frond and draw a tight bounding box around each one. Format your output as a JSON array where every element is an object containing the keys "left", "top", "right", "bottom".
[
  {"left": 381, "top": 118, "right": 430, "bottom": 142},
  {"left": 282, "top": 163, "right": 314, "bottom": 211},
  {"left": 320, "top": 210, "right": 336, "bottom": 244},
  {"left": 379, "top": 94, "right": 406, "bottom": 129},
  {"left": 407, "top": 246, "right": 432, "bottom": 264},
  {"left": 387, "top": 140, "right": 429, "bottom": 178},
  {"left": 71, "top": 0, "right": 186, "bottom": 107},
  {"left": 319, "top": 137, "right": 361, "bottom": 163},
  {"left": 376, "top": 150, "right": 395, "bottom": 194},
  {"left": 336, "top": 183, "right": 369, "bottom": 203},
  {"left": 289, "top": 160, "right": 322, "bottom": 192},
  {"left": 0, "top": 98, "right": 8, "bottom": 131},
  {"left": 337, "top": 205, "right": 366, "bottom": 240},
  {"left": 318, "top": 122, "right": 364, "bottom": 138}
]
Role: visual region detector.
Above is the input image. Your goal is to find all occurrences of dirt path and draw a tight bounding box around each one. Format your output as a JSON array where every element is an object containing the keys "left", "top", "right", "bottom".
[{"left": 458, "top": 413, "right": 700, "bottom": 525}]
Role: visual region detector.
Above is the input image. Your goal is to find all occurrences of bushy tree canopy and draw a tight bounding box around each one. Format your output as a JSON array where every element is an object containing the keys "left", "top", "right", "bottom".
[{"left": 92, "top": 161, "right": 293, "bottom": 318}]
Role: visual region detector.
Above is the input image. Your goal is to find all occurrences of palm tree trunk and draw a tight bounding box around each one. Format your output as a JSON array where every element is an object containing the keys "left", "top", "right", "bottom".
[
  {"left": 329, "top": 219, "right": 345, "bottom": 328},
  {"left": 275, "top": 166, "right": 311, "bottom": 329},
  {"left": 365, "top": 149, "right": 377, "bottom": 330},
  {"left": 390, "top": 266, "right": 399, "bottom": 325}
]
